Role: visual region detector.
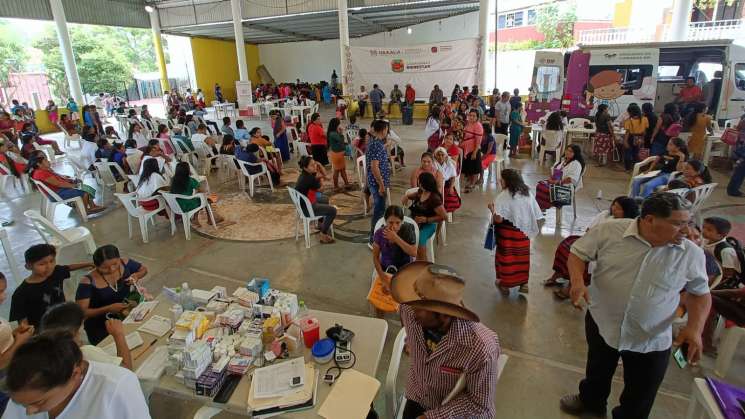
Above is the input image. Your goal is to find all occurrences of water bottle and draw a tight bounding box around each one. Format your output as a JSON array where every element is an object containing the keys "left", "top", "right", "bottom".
[{"left": 180, "top": 282, "right": 194, "bottom": 311}]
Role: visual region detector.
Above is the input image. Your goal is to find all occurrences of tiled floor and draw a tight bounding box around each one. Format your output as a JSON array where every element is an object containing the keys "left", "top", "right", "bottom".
[{"left": 1, "top": 108, "right": 743, "bottom": 418}]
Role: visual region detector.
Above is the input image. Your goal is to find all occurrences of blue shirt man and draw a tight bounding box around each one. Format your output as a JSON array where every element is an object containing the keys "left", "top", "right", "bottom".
[{"left": 366, "top": 119, "right": 391, "bottom": 244}]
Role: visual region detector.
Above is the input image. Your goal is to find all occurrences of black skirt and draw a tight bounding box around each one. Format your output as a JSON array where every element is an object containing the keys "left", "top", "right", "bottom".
[
  {"left": 462, "top": 150, "right": 483, "bottom": 176},
  {"left": 311, "top": 144, "right": 329, "bottom": 166}
]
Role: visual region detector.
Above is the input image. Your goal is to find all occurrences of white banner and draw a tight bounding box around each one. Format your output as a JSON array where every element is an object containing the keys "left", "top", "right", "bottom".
[
  {"left": 348, "top": 38, "right": 479, "bottom": 101},
  {"left": 236, "top": 80, "right": 253, "bottom": 108}
]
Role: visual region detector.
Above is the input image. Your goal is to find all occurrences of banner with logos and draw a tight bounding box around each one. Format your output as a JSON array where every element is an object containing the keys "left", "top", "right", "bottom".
[{"left": 348, "top": 38, "right": 479, "bottom": 100}]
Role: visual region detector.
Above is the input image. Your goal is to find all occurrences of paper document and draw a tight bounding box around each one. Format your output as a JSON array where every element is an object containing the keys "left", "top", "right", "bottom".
[
  {"left": 137, "top": 315, "right": 172, "bottom": 337},
  {"left": 319, "top": 369, "right": 380, "bottom": 419},
  {"left": 251, "top": 357, "right": 305, "bottom": 399},
  {"left": 248, "top": 363, "right": 316, "bottom": 413},
  {"left": 123, "top": 300, "right": 159, "bottom": 324},
  {"left": 101, "top": 331, "right": 144, "bottom": 355}
]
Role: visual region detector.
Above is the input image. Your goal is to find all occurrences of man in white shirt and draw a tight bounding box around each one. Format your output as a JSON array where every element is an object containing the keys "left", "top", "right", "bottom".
[
  {"left": 561, "top": 193, "right": 711, "bottom": 419},
  {"left": 494, "top": 92, "right": 511, "bottom": 135},
  {"left": 3, "top": 331, "right": 150, "bottom": 419}
]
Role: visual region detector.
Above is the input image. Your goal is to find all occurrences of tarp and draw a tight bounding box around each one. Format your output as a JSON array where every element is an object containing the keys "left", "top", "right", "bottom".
[{"left": 348, "top": 38, "right": 479, "bottom": 100}]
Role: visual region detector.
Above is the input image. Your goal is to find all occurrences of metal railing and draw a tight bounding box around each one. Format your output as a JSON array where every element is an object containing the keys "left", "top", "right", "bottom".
[{"left": 578, "top": 19, "right": 745, "bottom": 45}]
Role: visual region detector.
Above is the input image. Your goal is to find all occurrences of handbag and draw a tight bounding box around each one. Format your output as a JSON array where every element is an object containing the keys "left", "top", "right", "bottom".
[
  {"left": 721, "top": 128, "right": 740, "bottom": 146},
  {"left": 484, "top": 223, "right": 496, "bottom": 251},
  {"left": 367, "top": 271, "right": 399, "bottom": 313},
  {"left": 665, "top": 123, "right": 682, "bottom": 137},
  {"left": 549, "top": 183, "right": 573, "bottom": 206}
]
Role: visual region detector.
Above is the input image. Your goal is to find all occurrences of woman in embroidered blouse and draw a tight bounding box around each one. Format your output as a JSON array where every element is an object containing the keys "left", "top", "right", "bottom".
[
  {"left": 75, "top": 245, "right": 147, "bottom": 345},
  {"left": 535, "top": 144, "right": 585, "bottom": 211}
]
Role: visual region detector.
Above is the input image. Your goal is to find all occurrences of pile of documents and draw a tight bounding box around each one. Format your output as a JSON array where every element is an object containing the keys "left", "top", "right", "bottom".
[{"left": 247, "top": 357, "right": 317, "bottom": 417}]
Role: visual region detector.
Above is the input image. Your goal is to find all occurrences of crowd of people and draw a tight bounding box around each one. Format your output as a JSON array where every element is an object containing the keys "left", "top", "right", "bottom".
[{"left": 1, "top": 72, "right": 745, "bottom": 419}]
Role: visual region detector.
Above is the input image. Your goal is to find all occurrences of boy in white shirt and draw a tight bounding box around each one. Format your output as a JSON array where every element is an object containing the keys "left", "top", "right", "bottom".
[
  {"left": 3, "top": 331, "right": 149, "bottom": 419},
  {"left": 40, "top": 302, "right": 132, "bottom": 370},
  {"left": 702, "top": 217, "right": 743, "bottom": 288}
]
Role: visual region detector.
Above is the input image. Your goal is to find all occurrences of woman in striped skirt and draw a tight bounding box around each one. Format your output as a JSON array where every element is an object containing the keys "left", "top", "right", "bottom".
[{"left": 488, "top": 169, "right": 544, "bottom": 295}]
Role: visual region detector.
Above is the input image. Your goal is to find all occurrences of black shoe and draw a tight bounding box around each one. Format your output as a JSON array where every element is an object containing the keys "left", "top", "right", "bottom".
[
  {"left": 727, "top": 191, "right": 745, "bottom": 197},
  {"left": 559, "top": 394, "right": 606, "bottom": 418}
]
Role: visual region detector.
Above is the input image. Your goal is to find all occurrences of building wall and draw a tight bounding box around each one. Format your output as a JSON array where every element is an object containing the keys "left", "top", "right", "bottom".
[
  {"left": 613, "top": 0, "right": 633, "bottom": 27},
  {"left": 496, "top": 21, "right": 612, "bottom": 43},
  {"left": 258, "top": 12, "right": 483, "bottom": 85},
  {"left": 190, "top": 37, "right": 261, "bottom": 103}
]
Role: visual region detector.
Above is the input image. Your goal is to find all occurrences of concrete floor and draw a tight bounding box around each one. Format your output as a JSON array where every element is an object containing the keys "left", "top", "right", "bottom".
[{"left": 1, "top": 107, "right": 744, "bottom": 418}]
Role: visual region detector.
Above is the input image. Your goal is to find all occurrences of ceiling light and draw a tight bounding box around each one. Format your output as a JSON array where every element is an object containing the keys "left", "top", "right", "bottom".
[
  {"left": 407, "top": 27, "right": 412, "bottom": 34},
  {"left": 145, "top": 5, "right": 154, "bottom": 13}
]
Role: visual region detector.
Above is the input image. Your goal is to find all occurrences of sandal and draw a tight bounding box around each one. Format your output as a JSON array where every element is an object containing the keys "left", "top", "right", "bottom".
[
  {"left": 496, "top": 282, "right": 510, "bottom": 296},
  {"left": 553, "top": 287, "right": 570, "bottom": 300},
  {"left": 543, "top": 277, "right": 562, "bottom": 287},
  {"left": 518, "top": 284, "right": 529, "bottom": 294}
]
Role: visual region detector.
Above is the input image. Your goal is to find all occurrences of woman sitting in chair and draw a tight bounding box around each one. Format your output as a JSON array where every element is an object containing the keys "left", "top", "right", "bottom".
[
  {"left": 630, "top": 137, "right": 688, "bottom": 197},
  {"left": 59, "top": 114, "right": 80, "bottom": 136},
  {"left": 236, "top": 143, "right": 281, "bottom": 185},
  {"left": 535, "top": 144, "right": 585, "bottom": 212},
  {"left": 170, "top": 162, "right": 226, "bottom": 228},
  {"left": 544, "top": 196, "right": 639, "bottom": 299},
  {"left": 155, "top": 124, "right": 175, "bottom": 157},
  {"left": 295, "top": 156, "right": 336, "bottom": 244},
  {"left": 26, "top": 152, "right": 105, "bottom": 214},
  {"left": 75, "top": 244, "right": 148, "bottom": 345},
  {"left": 0, "top": 138, "right": 26, "bottom": 177},
  {"left": 20, "top": 122, "right": 64, "bottom": 156},
  {"left": 667, "top": 159, "right": 712, "bottom": 190},
  {"left": 403, "top": 172, "right": 447, "bottom": 261},
  {"left": 135, "top": 158, "right": 169, "bottom": 211},
  {"left": 370, "top": 205, "right": 417, "bottom": 318},
  {"left": 433, "top": 147, "right": 460, "bottom": 215},
  {"left": 249, "top": 127, "right": 283, "bottom": 173}
]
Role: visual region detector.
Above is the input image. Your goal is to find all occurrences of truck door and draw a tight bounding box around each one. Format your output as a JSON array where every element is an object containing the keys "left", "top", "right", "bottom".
[
  {"left": 723, "top": 61, "right": 745, "bottom": 121},
  {"left": 525, "top": 51, "right": 564, "bottom": 122}
]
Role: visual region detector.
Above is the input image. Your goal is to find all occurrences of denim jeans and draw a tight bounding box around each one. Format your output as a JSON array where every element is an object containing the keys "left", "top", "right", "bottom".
[
  {"left": 369, "top": 184, "right": 387, "bottom": 243},
  {"left": 727, "top": 158, "right": 745, "bottom": 195},
  {"left": 630, "top": 173, "right": 671, "bottom": 198}
]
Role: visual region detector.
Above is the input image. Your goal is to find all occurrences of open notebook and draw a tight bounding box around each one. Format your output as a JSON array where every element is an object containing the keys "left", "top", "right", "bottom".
[{"left": 248, "top": 363, "right": 317, "bottom": 417}]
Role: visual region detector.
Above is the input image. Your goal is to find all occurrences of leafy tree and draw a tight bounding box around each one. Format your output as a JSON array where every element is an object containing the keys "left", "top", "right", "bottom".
[
  {"left": 694, "top": 0, "right": 735, "bottom": 9},
  {"left": 0, "top": 21, "right": 27, "bottom": 86},
  {"left": 536, "top": 3, "right": 577, "bottom": 49}
]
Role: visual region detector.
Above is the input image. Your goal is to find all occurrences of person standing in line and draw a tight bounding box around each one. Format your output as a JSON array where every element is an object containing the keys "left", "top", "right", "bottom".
[
  {"left": 428, "top": 85, "right": 443, "bottom": 112},
  {"left": 357, "top": 86, "right": 369, "bottom": 118},
  {"left": 214, "top": 83, "right": 223, "bottom": 103},
  {"left": 369, "top": 84, "right": 385, "bottom": 117},
  {"left": 405, "top": 84, "right": 416, "bottom": 106},
  {"left": 388, "top": 84, "right": 403, "bottom": 115},
  {"left": 494, "top": 91, "right": 512, "bottom": 136},
  {"left": 366, "top": 119, "right": 392, "bottom": 246},
  {"left": 560, "top": 193, "right": 711, "bottom": 419},
  {"left": 509, "top": 88, "right": 522, "bottom": 110}
]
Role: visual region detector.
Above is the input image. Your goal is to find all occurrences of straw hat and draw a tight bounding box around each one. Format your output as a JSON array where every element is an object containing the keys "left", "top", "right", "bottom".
[{"left": 391, "top": 261, "right": 479, "bottom": 322}]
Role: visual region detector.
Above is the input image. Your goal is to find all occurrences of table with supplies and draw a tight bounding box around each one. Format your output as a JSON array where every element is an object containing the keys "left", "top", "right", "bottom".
[{"left": 99, "top": 282, "right": 388, "bottom": 418}]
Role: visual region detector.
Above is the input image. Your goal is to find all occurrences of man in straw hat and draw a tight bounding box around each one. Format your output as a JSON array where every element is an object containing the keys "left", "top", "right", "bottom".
[{"left": 391, "top": 261, "right": 499, "bottom": 419}]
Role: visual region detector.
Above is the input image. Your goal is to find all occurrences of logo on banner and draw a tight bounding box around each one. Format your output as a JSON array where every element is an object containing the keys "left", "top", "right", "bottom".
[{"left": 391, "top": 59, "right": 405, "bottom": 72}]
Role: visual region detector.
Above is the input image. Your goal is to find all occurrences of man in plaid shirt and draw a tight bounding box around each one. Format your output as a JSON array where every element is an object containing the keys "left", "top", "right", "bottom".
[{"left": 391, "top": 262, "right": 499, "bottom": 419}]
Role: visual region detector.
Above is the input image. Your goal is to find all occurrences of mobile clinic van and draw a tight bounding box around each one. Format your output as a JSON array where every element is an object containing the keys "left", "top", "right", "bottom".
[{"left": 525, "top": 39, "right": 745, "bottom": 124}]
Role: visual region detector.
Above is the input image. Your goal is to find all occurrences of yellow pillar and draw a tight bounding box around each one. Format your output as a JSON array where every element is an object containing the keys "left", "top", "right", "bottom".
[{"left": 149, "top": 8, "right": 170, "bottom": 92}]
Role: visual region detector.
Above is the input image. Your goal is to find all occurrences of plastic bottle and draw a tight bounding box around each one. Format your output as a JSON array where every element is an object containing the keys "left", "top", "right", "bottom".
[{"left": 180, "top": 282, "right": 194, "bottom": 311}]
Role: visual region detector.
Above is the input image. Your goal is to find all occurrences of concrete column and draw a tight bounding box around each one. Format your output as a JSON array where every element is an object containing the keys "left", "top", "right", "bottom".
[
  {"left": 338, "top": 0, "right": 350, "bottom": 95},
  {"left": 478, "top": 0, "right": 489, "bottom": 91},
  {"left": 148, "top": 8, "right": 171, "bottom": 92},
  {"left": 49, "top": 0, "right": 83, "bottom": 104},
  {"left": 669, "top": 0, "right": 693, "bottom": 41},
  {"left": 231, "top": 0, "right": 249, "bottom": 82}
]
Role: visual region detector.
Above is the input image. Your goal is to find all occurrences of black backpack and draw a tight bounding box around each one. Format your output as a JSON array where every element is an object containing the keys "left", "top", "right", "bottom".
[{"left": 713, "top": 236, "right": 745, "bottom": 289}]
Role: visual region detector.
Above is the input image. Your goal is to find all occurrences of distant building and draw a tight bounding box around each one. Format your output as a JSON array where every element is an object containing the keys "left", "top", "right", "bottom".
[
  {"left": 497, "top": 0, "right": 613, "bottom": 45},
  {"left": 0, "top": 72, "right": 52, "bottom": 109}
]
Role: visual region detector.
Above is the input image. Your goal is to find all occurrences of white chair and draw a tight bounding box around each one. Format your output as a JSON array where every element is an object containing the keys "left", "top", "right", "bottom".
[
  {"left": 627, "top": 156, "right": 659, "bottom": 195},
  {"left": 67, "top": 155, "right": 94, "bottom": 181},
  {"left": 0, "top": 227, "right": 23, "bottom": 284},
  {"left": 538, "top": 130, "right": 563, "bottom": 167},
  {"left": 93, "top": 162, "right": 130, "bottom": 204},
  {"left": 160, "top": 192, "right": 216, "bottom": 240},
  {"left": 31, "top": 179, "right": 88, "bottom": 222},
  {"left": 193, "top": 142, "right": 219, "bottom": 176},
  {"left": 724, "top": 118, "right": 739, "bottom": 129},
  {"left": 115, "top": 192, "right": 173, "bottom": 243},
  {"left": 0, "top": 170, "right": 30, "bottom": 196},
  {"left": 714, "top": 325, "right": 745, "bottom": 378},
  {"left": 555, "top": 170, "right": 585, "bottom": 222},
  {"left": 126, "top": 153, "right": 143, "bottom": 175},
  {"left": 24, "top": 209, "right": 96, "bottom": 254},
  {"left": 689, "top": 183, "right": 717, "bottom": 224},
  {"left": 493, "top": 133, "right": 509, "bottom": 163},
  {"left": 57, "top": 124, "right": 81, "bottom": 149},
  {"left": 567, "top": 118, "right": 593, "bottom": 150},
  {"left": 236, "top": 158, "right": 273, "bottom": 197},
  {"left": 32, "top": 143, "right": 58, "bottom": 164},
  {"left": 384, "top": 327, "right": 508, "bottom": 419},
  {"left": 172, "top": 137, "right": 197, "bottom": 165},
  {"left": 568, "top": 118, "right": 591, "bottom": 128},
  {"left": 287, "top": 187, "right": 335, "bottom": 249}
]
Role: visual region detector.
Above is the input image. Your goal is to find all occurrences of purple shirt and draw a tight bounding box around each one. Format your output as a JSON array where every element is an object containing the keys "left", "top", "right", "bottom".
[{"left": 373, "top": 224, "right": 416, "bottom": 270}]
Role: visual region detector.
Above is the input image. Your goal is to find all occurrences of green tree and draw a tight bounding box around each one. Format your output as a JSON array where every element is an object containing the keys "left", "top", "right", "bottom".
[
  {"left": 536, "top": 3, "right": 577, "bottom": 49},
  {"left": 33, "top": 26, "right": 134, "bottom": 99},
  {"left": 0, "top": 21, "right": 27, "bottom": 85},
  {"left": 694, "top": 0, "right": 735, "bottom": 9}
]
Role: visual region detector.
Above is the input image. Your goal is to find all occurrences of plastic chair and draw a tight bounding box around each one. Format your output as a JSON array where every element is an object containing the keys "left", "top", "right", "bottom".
[
  {"left": 31, "top": 179, "right": 88, "bottom": 222},
  {"left": 57, "top": 123, "right": 81, "bottom": 149},
  {"left": 93, "top": 162, "right": 129, "bottom": 204},
  {"left": 0, "top": 227, "right": 23, "bottom": 285},
  {"left": 193, "top": 142, "right": 219, "bottom": 176},
  {"left": 689, "top": 183, "right": 717, "bottom": 224},
  {"left": 0, "top": 171, "right": 30, "bottom": 196},
  {"left": 24, "top": 209, "right": 96, "bottom": 254},
  {"left": 555, "top": 169, "right": 585, "bottom": 222},
  {"left": 126, "top": 153, "right": 142, "bottom": 175},
  {"left": 67, "top": 155, "right": 94, "bottom": 181},
  {"left": 627, "top": 156, "right": 660, "bottom": 195},
  {"left": 33, "top": 143, "right": 58, "bottom": 164},
  {"left": 402, "top": 187, "right": 438, "bottom": 262},
  {"left": 287, "top": 187, "right": 335, "bottom": 249},
  {"left": 236, "top": 158, "right": 273, "bottom": 197},
  {"left": 160, "top": 192, "right": 216, "bottom": 240},
  {"left": 714, "top": 325, "right": 745, "bottom": 378},
  {"left": 538, "top": 130, "right": 563, "bottom": 166},
  {"left": 493, "top": 133, "right": 509, "bottom": 163},
  {"left": 115, "top": 192, "right": 173, "bottom": 243},
  {"left": 384, "top": 327, "right": 509, "bottom": 419}
]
